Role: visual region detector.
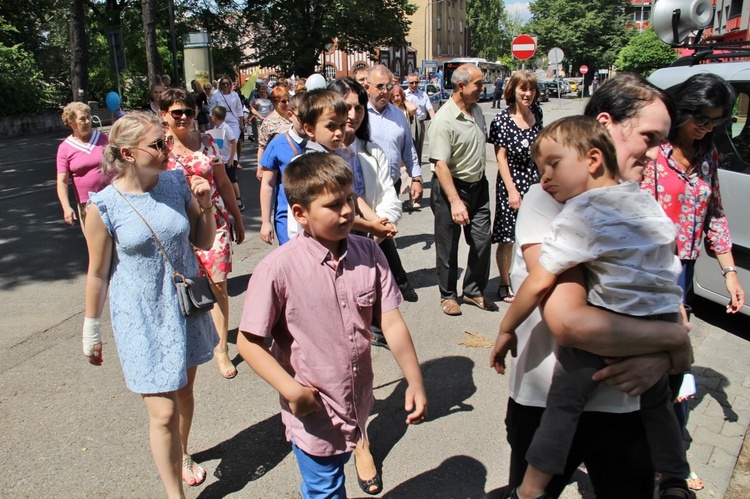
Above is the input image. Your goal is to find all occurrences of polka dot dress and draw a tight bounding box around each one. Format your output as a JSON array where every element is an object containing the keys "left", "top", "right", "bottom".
[{"left": 488, "top": 103, "right": 543, "bottom": 244}]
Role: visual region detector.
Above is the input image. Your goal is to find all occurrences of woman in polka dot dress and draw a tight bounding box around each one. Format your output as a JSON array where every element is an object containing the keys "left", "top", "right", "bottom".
[{"left": 488, "top": 71, "right": 543, "bottom": 302}]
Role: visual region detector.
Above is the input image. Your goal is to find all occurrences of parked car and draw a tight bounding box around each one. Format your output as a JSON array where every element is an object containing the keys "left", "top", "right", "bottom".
[
  {"left": 649, "top": 59, "right": 750, "bottom": 316},
  {"left": 546, "top": 80, "right": 560, "bottom": 97},
  {"left": 567, "top": 79, "right": 579, "bottom": 93},
  {"left": 426, "top": 83, "right": 443, "bottom": 111},
  {"left": 537, "top": 82, "right": 550, "bottom": 102}
]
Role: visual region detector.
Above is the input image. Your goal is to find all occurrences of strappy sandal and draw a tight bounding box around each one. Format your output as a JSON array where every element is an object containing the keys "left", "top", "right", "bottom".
[
  {"left": 686, "top": 472, "right": 704, "bottom": 490},
  {"left": 354, "top": 455, "right": 383, "bottom": 495},
  {"left": 215, "top": 346, "right": 237, "bottom": 379},
  {"left": 440, "top": 298, "right": 462, "bottom": 316},
  {"left": 182, "top": 455, "right": 206, "bottom": 487},
  {"left": 498, "top": 285, "right": 515, "bottom": 303}
]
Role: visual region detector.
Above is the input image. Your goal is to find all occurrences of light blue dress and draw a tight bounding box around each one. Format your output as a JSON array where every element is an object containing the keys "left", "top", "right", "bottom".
[{"left": 90, "top": 170, "right": 217, "bottom": 394}]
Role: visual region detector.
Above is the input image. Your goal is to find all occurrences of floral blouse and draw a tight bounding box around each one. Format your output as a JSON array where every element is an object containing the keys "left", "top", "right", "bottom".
[
  {"left": 258, "top": 110, "right": 292, "bottom": 149},
  {"left": 640, "top": 142, "right": 732, "bottom": 260}
]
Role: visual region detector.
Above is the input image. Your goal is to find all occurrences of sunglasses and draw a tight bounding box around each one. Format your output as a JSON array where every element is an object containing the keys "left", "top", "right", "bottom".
[
  {"left": 141, "top": 136, "right": 174, "bottom": 154},
  {"left": 220, "top": 81, "right": 231, "bottom": 86},
  {"left": 374, "top": 83, "right": 394, "bottom": 92},
  {"left": 169, "top": 108, "right": 195, "bottom": 119},
  {"left": 278, "top": 99, "right": 289, "bottom": 104},
  {"left": 692, "top": 114, "right": 726, "bottom": 128},
  {"left": 408, "top": 81, "right": 419, "bottom": 85}
]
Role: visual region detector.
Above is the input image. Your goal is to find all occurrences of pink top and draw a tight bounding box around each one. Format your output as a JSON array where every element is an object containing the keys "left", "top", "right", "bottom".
[
  {"left": 56, "top": 130, "right": 109, "bottom": 203},
  {"left": 239, "top": 232, "right": 402, "bottom": 456},
  {"left": 641, "top": 142, "right": 732, "bottom": 260}
]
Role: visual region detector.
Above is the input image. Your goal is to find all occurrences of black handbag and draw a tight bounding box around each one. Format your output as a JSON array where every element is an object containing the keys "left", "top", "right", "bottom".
[{"left": 113, "top": 185, "right": 217, "bottom": 316}]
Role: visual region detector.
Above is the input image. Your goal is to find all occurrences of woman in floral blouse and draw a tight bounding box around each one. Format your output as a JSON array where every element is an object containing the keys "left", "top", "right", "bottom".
[
  {"left": 641, "top": 73, "right": 744, "bottom": 311},
  {"left": 641, "top": 72, "right": 745, "bottom": 493}
]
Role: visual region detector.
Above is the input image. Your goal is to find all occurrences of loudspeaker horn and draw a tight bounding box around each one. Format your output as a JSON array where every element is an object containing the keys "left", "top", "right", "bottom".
[{"left": 653, "top": 0, "right": 714, "bottom": 45}]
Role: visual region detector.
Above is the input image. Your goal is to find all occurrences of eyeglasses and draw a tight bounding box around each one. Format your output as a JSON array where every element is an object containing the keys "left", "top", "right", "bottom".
[
  {"left": 278, "top": 99, "right": 289, "bottom": 104},
  {"left": 692, "top": 114, "right": 726, "bottom": 128},
  {"left": 407, "top": 81, "right": 419, "bottom": 85},
  {"left": 140, "top": 136, "right": 173, "bottom": 155},
  {"left": 169, "top": 108, "right": 195, "bottom": 119},
  {"left": 220, "top": 81, "right": 231, "bottom": 86},
  {"left": 374, "top": 83, "right": 394, "bottom": 92}
]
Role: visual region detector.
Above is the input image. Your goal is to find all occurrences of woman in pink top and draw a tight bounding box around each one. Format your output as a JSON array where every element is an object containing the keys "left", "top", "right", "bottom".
[{"left": 55, "top": 102, "right": 109, "bottom": 233}]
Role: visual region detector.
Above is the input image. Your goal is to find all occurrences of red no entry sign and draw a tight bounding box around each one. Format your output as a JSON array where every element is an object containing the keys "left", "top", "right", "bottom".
[
  {"left": 580, "top": 65, "right": 589, "bottom": 75},
  {"left": 512, "top": 34, "right": 536, "bottom": 60}
]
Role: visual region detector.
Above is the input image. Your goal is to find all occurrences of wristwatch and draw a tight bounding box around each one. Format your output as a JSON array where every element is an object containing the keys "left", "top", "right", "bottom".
[{"left": 722, "top": 266, "right": 737, "bottom": 277}]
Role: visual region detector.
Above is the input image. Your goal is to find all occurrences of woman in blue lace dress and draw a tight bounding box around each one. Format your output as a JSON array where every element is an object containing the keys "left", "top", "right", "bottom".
[{"left": 82, "top": 112, "right": 218, "bottom": 494}]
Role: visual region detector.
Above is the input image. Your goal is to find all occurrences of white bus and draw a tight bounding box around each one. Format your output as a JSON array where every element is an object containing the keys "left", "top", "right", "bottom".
[{"left": 442, "top": 58, "right": 508, "bottom": 101}]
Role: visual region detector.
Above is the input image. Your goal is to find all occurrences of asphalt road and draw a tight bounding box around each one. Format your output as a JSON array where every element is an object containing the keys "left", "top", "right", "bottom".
[{"left": 1, "top": 97, "right": 749, "bottom": 498}]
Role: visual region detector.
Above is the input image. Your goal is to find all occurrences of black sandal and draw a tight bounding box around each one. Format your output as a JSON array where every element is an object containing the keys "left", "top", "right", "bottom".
[
  {"left": 354, "top": 455, "right": 383, "bottom": 495},
  {"left": 498, "top": 285, "right": 515, "bottom": 303}
]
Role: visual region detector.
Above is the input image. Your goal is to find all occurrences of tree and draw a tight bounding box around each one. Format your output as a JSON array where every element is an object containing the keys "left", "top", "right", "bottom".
[
  {"left": 528, "top": 0, "right": 633, "bottom": 83},
  {"left": 69, "top": 0, "right": 88, "bottom": 102},
  {"left": 467, "top": 0, "right": 507, "bottom": 61},
  {"left": 615, "top": 27, "right": 677, "bottom": 76},
  {"left": 244, "top": 0, "right": 417, "bottom": 76},
  {"left": 141, "top": 0, "right": 162, "bottom": 86}
]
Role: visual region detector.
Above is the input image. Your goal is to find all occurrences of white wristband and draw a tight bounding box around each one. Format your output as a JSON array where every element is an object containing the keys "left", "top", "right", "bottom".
[{"left": 83, "top": 317, "right": 102, "bottom": 356}]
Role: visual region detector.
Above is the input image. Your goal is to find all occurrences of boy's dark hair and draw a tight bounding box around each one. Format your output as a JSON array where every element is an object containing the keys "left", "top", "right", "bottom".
[
  {"left": 158, "top": 88, "right": 196, "bottom": 112},
  {"left": 298, "top": 89, "right": 348, "bottom": 127},
  {"left": 211, "top": 105, "right": 227, "bottom": 121},
  {"left": 284, "top": 153, "right": 354, "bottom": 208},
  {"left": 289, "top": 93, "right": 303, "bottom": 112},
  {"left": 531, "top": 116, "right": 619, "bottom": 178}
]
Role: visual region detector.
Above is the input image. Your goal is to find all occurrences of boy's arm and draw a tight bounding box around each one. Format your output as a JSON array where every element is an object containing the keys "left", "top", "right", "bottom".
[
  {"left": 237, "top": 331, "right": 321, "bottom": 416},
  {"left": 380, "top": 308, "right": 427, "bottom": 424},
  {"left": 259, "top": 169, "right": 278, "bottom": 244},
  {"left": 229, "top": 138, "right": 238, "bottom": 167}
]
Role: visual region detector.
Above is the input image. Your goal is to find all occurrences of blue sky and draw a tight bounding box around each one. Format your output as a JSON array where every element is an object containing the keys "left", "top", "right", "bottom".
[{"left": 505, "top": 1, "right": 532, "bottom": 21}]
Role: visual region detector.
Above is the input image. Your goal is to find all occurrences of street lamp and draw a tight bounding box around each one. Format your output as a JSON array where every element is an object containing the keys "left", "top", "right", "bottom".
[{"left": 424, "top": 0, "right": 445, "bottom": 63}]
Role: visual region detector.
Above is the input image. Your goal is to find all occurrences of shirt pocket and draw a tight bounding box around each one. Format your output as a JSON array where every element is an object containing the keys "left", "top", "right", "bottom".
[{"left": 355, "top": 288, "right": 377, "bottom": 310}]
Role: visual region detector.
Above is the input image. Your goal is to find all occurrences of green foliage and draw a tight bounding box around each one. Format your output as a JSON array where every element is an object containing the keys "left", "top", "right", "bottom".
[
  {"left": 467, "top": 0, "right": 507, "bottom": 61},
  {"left": 0, "top": 43, "right": 57, "bottom": 114},
  {"left": 528, "top": 0, "right": 633, "bottom": 75},
  {"left": 615, "top": 27, "right": 677, "bottom": 76},
  {"left": 245, "top": 0, "right": 417, "bottom": 76}
]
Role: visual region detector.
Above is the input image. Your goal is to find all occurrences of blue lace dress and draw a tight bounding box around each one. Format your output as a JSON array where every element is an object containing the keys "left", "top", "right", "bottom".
[{"left": 89, "top": 170, "right": 217, "bottom": 394}]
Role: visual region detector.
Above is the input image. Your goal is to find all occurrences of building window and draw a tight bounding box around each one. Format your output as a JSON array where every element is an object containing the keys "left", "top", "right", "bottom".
[
  {"left": 325, "top": 64, "right": 336, "bottom": 81},
  {"left": 437, "top": 42, "right": 441, "bottom": 55},
  {"left": 437, "top": 15, "right": 441, "bottom": 30},
  {"left": 460, "top": 20, "right": 464, "bottom": 33},
  {"left": 459, "top": 43, "right": 463, "bottom": 56}
]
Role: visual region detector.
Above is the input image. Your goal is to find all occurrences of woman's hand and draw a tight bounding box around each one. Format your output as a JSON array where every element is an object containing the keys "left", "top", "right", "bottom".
[
  {"left": 190, "top": 176, "right": 212, "bottom": 208},
  {"left": 724, "top": 273, "right": 745, "bottom": 313},
  {"left": 508, "top": 188, "right": 522, "bottom": 210},
  {"left": 63, "top": 206, "right": 77, "bottom": 225}
]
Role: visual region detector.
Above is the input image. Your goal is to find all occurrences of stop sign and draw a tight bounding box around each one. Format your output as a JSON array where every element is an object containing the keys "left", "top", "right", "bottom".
[
  {"left": 580, "top": 65, "right": 589, "bottom": 75},
  {"left": 512, "top": 34, "right": 536, "bottom": 60}
]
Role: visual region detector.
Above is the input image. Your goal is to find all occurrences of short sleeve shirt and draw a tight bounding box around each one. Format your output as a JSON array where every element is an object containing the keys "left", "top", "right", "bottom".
[
  {"left": 539, "top": 181, "right": 683, "bottom": 316},
  {"left": 56, "top": 130, "right": 109, "bottom": 203},
  {"left": 509, "top": 184, "right": 640, "bottom": 413},
  {"left": 428, "top": 98, "right": 487, "bottom": 182},
  {"left": 239, "top": 233, "right": 403, "bottom": 456}
]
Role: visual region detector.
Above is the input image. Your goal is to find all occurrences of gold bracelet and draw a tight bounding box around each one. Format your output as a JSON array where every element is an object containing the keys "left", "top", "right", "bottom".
[{"left": 199, "top": 203, "right": 215, "bottom": 214}]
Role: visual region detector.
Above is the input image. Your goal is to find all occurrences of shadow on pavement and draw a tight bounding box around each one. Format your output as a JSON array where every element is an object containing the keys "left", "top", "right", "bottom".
[
  {"left": 369, "top": 356, "right": 476, "bottom": 473},
  {"left": 691, "top": 296, "right": 750, "bottom": 342},
  {"left": 691, "top": 365, "right": 739, "bottom": 423},
  {"left": 193, "top": 413, "right": 290, "bottom": 498},
  {"left": 384, "top": 455, "right": 486, "bottom": 498}
]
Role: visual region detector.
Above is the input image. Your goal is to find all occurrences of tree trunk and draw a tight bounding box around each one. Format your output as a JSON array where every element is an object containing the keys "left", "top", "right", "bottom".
[
  {"left": 141, "top": 0, "right": 162, "bottom": 86},
  {"left": 69, "top": 0, "right": 88, "bottom": 102}
]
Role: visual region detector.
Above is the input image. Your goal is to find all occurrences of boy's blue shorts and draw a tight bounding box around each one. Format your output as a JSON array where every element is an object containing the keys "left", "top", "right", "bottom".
[{"left": 292, "top": 442, "right": 351, "bottom": 499}]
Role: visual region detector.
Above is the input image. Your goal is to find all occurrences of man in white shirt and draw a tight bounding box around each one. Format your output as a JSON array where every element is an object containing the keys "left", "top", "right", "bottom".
[
  {"left": 366, "top": 65, "right": 423, "bottom": 203},
  {"left": 404, "top": 73, "right": 435, "bottom": 167}
]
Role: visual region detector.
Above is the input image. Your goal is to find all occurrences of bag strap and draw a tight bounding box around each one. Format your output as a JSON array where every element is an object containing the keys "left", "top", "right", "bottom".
[
  {"left": 112, "top": 183, "right": 214, "bottom": 284},
  {"left": 284, "top": 132, "right": 302, "bottom": 155},
  {"left": 221, "top": 93, "right": 240, "bottom": 121},
  {"left": 170, "top": 150, "right": 232, "bottom": 231}
]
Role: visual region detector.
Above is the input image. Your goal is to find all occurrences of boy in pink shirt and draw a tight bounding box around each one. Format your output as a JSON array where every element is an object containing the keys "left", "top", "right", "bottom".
[{"left": 238, "top": 152, "right": 427, "bottom": 498}]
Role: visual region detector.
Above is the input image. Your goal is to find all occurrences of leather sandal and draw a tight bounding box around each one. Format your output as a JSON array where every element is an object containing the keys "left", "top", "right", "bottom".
[
  {"left": 215, "top": 346, "right": 237, "bottom": 379},
  {"left": 462, "top": 295, "right": 499, "bottom": 311},
  {"left": 440, "top": 298, "right": 462, "bottom": 316},
  {"left": 498, "top": 285, "right": 515, "bottom": 303}
]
